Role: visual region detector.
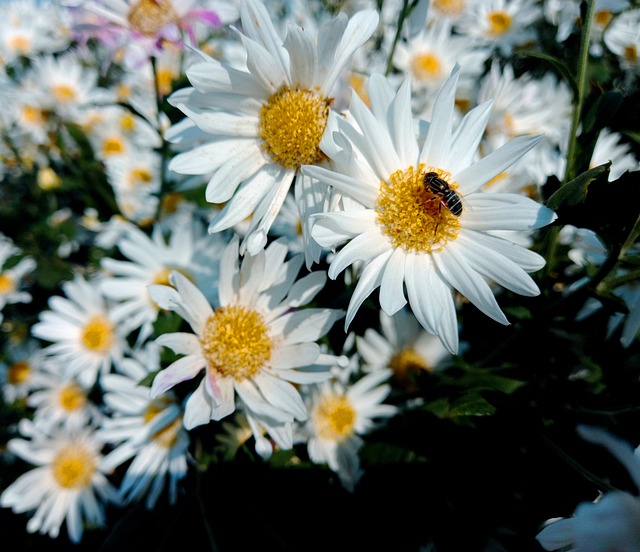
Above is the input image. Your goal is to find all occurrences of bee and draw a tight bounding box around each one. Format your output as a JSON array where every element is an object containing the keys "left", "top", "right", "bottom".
[{"left": 423, "top": 171, "right": 463, "bottom": 217}]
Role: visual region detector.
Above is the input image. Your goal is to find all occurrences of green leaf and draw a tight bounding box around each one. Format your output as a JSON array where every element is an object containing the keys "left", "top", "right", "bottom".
[
  {"left": 545, "top": 162, "right": 611, "bottom": 212},
  {"left": 448, "top": 393, "right": 496, "bottom": 417},
  {"left": 621, "top": 130, "right": 640, "bottom": 144},
  {"left": 360, "top": 442, "right": 428, "bottom": 464}
]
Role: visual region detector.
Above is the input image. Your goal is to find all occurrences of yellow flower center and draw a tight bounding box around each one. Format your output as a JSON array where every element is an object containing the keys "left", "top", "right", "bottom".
[
  {"left": 129, "top": 167, "right": 154, "bottom": 186},
  {"left": 52, "top": 444, "right": 96, "bottom": 489},
  {"left": 143, "top": 396, "right": 172, "bottom": 423},
  {"left": 314, "top": 393, "right": 356, "bottom": 442},
  {"left": 80, "top": 315, "right": 115, "bottom": 353},
  {"left": 388, "top": 347, "right": 431, "bottom": 390},
  {"left": 8, "top": 35, "right": 30, "bottom": 54},
  {"left": 120, "top": 112, "right": 136, "bottom": 133},
  {"left": 156, "top": 68, "right": 176, "bottom": 97},
  {"left": 7, "top": 360, "right": 30, "bottom": 385},
  {"left": 376, "top": 165, "right": 461, "bottom": 253},
  {"left": 161, "top": 192, "right": 184, "bottom": 214},
  {"left": 594, "top": 10, "right": 612, "bottom": 27},
  {"left": 22, "top": 105, "right": 46, "bottom": 125},
  {"left": 117, "top": 83, "right": 131, "bottom": 101},
  {"left": 152, "top": 267, "right": 174, "bottom": 287},
  {"left": 411, "top": 52, "right": 443, "bottom": 81},
  {"left": 347, "top": 72, "right": 371, "bottom": 107},
  {"left": 142, "top": 397, "right": 182, "bottom": 448},
  {"left": 455, "top": 97, "right": 471, "bottom": 113},
  {"left": 432, "top": 0, "right": 465, "bottom": 17},
  {"left": 624, "top": 45, "right": 638, "bottom": 63},
  {"left": 37, "top": 167, "right": 61, "bottom": 190},
  {"left": 52, "top": 84, "right": 76, "bottom": 104},
  {"left": 59, "top": 384, "right": 87, "bottom": 411},
  {"left": 127, "top": 0, "right": 177, "bottom": 36},
  {"left": 151, "top": 417, "right": 183, "bottom": 448},
  {"left": 102, "top": 136, "right": 125, "bottom": 156},
  {"left": 488, "top": 11, "right": 511, "bottom": 36},
  {"left": 200, "top": 305, "right": 272, "bottom": 381},
  {"left": 258, "top": 85, "right": 330, "bottom": 169},
  {"left": 0, "top": 273, "right": 15, "bottom": 295}
]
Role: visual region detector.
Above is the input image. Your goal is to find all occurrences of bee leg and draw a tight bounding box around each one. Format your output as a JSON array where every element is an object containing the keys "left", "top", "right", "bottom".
[{"left": 433, "top": 202, "right": 441, "bottom": 236}]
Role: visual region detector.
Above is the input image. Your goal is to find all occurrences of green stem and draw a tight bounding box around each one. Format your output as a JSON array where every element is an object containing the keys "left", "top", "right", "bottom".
[
  {"left": 541, "top": 433, "right": 619, "bottom": 493},
  {"left": 541, "top": 0, "right": 596, "bottom": 289},
  {"left": 564, "top": 0, "right": 596, "bottom": 183},
  {"left": 385, "top": 0, "right": 410, "bottom": 76},
  {"left": 150, "top": 56, "right": 170, "bottom": 221}
]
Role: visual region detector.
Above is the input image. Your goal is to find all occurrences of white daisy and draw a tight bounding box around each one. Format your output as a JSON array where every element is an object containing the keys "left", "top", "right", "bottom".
[
  {"left": 0, "top": 338, "right": 46, "bottom": 404},
  {"left": 99, "top": 214, "right": 225, "bottom": 342},
  {"left": 97, "top": 343, "right": 190, "bottom": 509},
  {"left": 356, "top": 308, "right": 453, "bottom": 393},
  {"left": 31, "top": 274, "right": 127, "bottom": 387},
  {"left": 427, "top": 0, "right": 470, "bottom": 23},
  {"left": 476, "top": 61, "right": 573, "bottom": 188},
  {"left": 0, "top": 235, "right": 36, "bottom": 323},
  {"left": 0, "top": 420, "right": 120, "bottom": 544},
  {"left": 27, "top": 362, "right": 103, "bottom": 432},
  {"left": 302, "top": 68, "right": 557, "bottom": 354},
  {"left": 0, "top": 0, "right": 71, "bottom": 65},
  {"left": 165, "top": 0, "right": 379, "bottom": 255},
  {"left": 298, "top": 369, "right": 398, "bottom": 491},
  {"left": 392, "top": 18, "right": 489, "bottom": 115},
  {"left": 590, "top": 128, "right": 639, "bottom": 181},
  {"left": 104, "top": 150, "right": 162, "bottom": 225},
  {"left": 455, "top": 0, "right": 542, "bottom": 56},
  {"left": 603, "top": 8, "right": 640, "bottom": 77},
  {"left": 148, "top": 235, "right": 344, "bottom": 454},
  {"left": 26, "top": 51, "right": 113, "bottom": 123},
  {"left": 559, "top": 225, "right": 640, "bottom": 348},
  {"left": 537, "top": 425, "right": 640, "bottom": 552}
]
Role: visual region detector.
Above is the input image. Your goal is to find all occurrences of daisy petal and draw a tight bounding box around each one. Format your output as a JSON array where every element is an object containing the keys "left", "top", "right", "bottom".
[
  {"left": 183, "top": 381, "right": 213, "bottom": 429},
  {"left": 151, "top": 354, "right": 204, "bottom": 398},
  {"left": 433, "top": 246, "right": 509, "bottom": 325},
  {"left": 379, "top": 247, "right": 408, "bottom": 315},
  {"left": 455, "top": 134, "right": 543, "bottom": 195},
  {"left": 254, "top": 371, "right": 307, "bottom": 420},
  {"left": 345, "top": 252, "right": 388, "bottom": 329},
  {"left": 156, "top": 333, "right": 202, "bottom": 355}
]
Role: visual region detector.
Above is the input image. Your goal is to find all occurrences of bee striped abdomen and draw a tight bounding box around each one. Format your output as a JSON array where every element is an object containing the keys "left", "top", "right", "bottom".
[{"left": 423, "top": 171, "right": 463, "bottom": 217}]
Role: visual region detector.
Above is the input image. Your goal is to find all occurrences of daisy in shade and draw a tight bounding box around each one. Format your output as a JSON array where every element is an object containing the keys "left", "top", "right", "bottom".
[
  {"left": 603, "top": 8, "right": 640, "bottom": 77},
  {"left": 0, "top": 419, "right": 120, "bottom": 544},
  {"left": 31, "top": 274, "right": 127, "bottom": 387},
  {"left": 0, "top": 338, "right": 46, "bottom": 404},
  {"left": 97, "top": 343, "right": 190, "bottom": 509},
  {"left": 148, "top": 235, "right": 344, "bottom": 455},
  {"left": 27, "top": 361, "right": 103, "bottom": 432},
  {"left": 297, "top": 369, "right": 398, "bottom": 491},
  {"left": 302, "top": 68, "right": 557, "bottom": 354},
  {"left": 0, "top": 235, "right": 36, "bottom": 324},
  {"left": 537, "top": 425, "right": 640, "bottom": 552},
  {"left": 165, "top": 0, "right": 379, "bottom": 256},
  {"left": 356, "top": 308, "right": 453, "bottom": 394}
]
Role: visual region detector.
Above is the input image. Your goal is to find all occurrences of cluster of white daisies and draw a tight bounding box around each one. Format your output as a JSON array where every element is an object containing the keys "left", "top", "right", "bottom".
[{"left": 0, "top": 0, "right": 639, "bottom": 548}]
